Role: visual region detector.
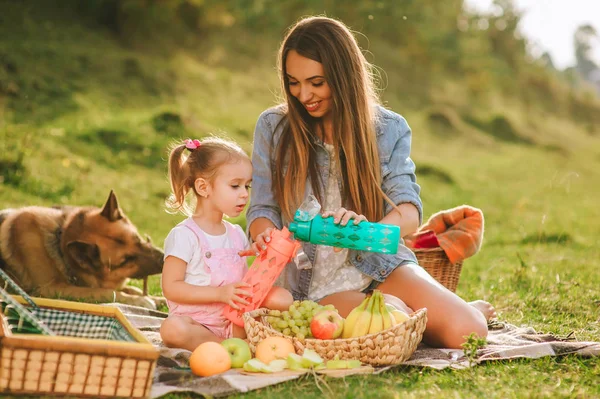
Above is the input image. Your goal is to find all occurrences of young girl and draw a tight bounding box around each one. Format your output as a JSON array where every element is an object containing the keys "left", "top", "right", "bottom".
[
  {"left": 160, "top": 137, "right": 293, "bottom": 351},
  {"left": 247, "top": 16, "right": 495, "bottom": 349}
]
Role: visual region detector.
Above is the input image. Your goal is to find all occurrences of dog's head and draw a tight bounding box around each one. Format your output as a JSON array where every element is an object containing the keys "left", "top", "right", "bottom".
[{"left": 62, "top": 190, "right": 164, "bottom": 287}]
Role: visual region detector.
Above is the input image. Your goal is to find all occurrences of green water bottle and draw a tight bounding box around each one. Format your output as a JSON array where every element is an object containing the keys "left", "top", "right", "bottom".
[{"left": 288, "top": 213, "right": 400, "bottom": 254}]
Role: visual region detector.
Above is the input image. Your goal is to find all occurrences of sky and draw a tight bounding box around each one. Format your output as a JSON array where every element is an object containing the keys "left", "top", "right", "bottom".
[{"left": 464, "top": 0, "right": 600, "bottom": 70}]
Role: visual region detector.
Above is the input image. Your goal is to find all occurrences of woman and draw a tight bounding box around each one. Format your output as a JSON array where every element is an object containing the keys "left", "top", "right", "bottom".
[{"left": 246, "top": 16, "right": 494, "bottom": 348}]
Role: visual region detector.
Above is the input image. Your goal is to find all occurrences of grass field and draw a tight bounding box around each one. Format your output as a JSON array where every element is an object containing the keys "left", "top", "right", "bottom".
[{"left": 1, "top": 2, "right": 599, "bottom": 398}]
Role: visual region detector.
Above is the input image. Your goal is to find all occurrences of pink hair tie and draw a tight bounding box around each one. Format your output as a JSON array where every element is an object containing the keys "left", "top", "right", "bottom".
[{"left": 184, "top": 139, "right": 202, "bottom": 151}]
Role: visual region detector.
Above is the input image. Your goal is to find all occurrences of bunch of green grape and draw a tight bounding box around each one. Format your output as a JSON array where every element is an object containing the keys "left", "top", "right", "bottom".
[{"left": 265, "top": 300, "right": 337, "bottom": 340}]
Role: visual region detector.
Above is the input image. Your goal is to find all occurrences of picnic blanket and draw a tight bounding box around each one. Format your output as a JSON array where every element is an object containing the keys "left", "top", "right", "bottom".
[
  {"left": 405, "top": 205, "right": 484, "bottom": 264},
  {"left": 112, "top": 304, "right": 600, "bottom": 398}
]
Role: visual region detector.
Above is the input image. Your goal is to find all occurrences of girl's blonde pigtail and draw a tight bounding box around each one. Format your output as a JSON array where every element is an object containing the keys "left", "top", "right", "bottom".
[{"left": 165, "top": 144, "right": 190, "bottom": 214}]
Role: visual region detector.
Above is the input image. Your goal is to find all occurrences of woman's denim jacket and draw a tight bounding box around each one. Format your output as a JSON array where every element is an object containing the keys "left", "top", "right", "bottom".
[{"left": 247, "top": 105, "right": 423, "bottom": 300}]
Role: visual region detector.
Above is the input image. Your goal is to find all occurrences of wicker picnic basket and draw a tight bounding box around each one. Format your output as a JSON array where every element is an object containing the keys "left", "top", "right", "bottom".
[
  {"left": 414, "top": 247, "right": 463, "bottom": 292},
  {"left": 0, "top": 270, "right": 159, "bottom": 398},
  {"left": 243, "top": 307, "right": 427, "bottom": 366}
]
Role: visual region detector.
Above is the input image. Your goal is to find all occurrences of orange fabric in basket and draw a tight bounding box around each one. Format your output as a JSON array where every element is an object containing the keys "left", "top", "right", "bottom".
[{"left": 405, "top": 205, "right": 484, "bottom": 264}]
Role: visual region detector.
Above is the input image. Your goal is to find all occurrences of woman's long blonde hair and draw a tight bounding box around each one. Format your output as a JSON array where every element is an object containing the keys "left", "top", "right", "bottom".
[{"left": 273, "top": 16, "right": 385, "bottom": 222}]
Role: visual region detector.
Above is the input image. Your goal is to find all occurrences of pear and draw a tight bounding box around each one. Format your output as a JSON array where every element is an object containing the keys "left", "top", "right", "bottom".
[
  {"left": 385, "top": 303, "right": 410, "bottom": 326},
  {"left": 390, "top": 309, "right": 410, "bottom": 325}
]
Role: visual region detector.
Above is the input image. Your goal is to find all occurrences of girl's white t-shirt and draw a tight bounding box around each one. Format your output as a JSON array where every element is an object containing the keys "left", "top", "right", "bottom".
[{"left": 163, "top": 220, "right": 249, "bottom": 287}]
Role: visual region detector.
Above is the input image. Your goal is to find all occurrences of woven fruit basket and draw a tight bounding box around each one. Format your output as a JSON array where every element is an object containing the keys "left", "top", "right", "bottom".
[
  {"left": 414, "top": 247, "right": 463, "bottom": 292},
  {"left": 243, "top": 307, "right": 427, "bottom": 366},
  {"left": 0, "top": 294, "right": 159, "bottom": 398}
]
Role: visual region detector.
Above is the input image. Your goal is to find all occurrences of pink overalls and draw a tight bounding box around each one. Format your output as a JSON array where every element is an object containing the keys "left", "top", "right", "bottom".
[{"left": 167, "top": 218, "right": 247, "bottom": 339}]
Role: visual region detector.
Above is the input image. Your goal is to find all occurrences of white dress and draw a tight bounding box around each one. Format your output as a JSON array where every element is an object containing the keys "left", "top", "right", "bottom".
[{"left": 308, "top": 143, "right": 373, "bottom": 301}]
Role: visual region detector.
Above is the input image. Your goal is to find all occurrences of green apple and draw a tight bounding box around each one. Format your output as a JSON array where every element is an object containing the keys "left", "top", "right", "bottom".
[
  {"left": 221, "top": 338, "right": 252, "bottom": 368},
  {"left": 300, "top": 348, "right": 324, "bottom": 368},
  {"left": 243, "top": 358, "right": 267, "bottom": 372},
  {"left": 287, "top": 353, "right": 307, "bottom": 371},
  {"left": 268, "top": 359, "right": 288, "bottom": 372},
  {"left": 326, "top": 359, "right": 362, "bottom": 369},
  {"left": 243, "top": 358, "right": 287, "bottom": 373}
]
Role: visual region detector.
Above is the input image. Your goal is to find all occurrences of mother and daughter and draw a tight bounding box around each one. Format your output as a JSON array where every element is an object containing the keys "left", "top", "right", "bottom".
[{"left": 159, "top": 16, "right": 495, "bottom": 352}]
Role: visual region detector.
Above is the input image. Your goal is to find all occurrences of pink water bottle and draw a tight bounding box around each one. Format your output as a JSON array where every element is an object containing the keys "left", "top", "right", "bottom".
[{"left": 223, "top": 227, "right": 301, "bottom": 327}]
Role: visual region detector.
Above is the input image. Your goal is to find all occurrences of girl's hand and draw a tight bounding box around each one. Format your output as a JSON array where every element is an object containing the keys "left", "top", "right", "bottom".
[
  {"left": 250, "top": 227, "right": 274, "bottom": 254},
  {"left": 321, "top": 208, "right": 368, "bottom": 252},
  {"left": 220, "top": 282, "right": 252, "bottom": 310}
]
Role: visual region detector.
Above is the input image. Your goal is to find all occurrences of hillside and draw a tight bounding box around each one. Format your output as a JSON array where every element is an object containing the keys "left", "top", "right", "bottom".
[{"left": 1, "top": 0, "right": 600, "bottom": 302}]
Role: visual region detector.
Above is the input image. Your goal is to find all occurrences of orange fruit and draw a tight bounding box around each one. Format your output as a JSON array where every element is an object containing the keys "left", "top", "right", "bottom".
[
  {"left": 189, "top": 342, "right": 232, "bottom": 377},
  {"left": 255, "top": 336, "right": 295, "bottom": 364}
]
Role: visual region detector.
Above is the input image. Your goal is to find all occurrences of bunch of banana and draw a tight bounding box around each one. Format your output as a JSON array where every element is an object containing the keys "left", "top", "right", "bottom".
[{"left": 341, "top": 290, "right": 411, "bottom": 338}]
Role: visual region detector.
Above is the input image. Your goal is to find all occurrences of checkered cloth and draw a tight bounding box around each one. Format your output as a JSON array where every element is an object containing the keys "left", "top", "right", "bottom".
[{"left": 29, "top": 307, "right": 136, "bottom": 342}]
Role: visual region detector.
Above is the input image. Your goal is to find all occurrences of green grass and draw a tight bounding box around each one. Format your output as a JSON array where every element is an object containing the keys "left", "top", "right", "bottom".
[{"left": 1, "top": 2, "right": 599, "bottom": 398}]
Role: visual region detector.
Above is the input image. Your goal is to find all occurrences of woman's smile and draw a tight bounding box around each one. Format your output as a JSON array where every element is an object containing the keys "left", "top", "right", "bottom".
[{"left": 304, "top": 100, "right": 322, "bottom": 112}]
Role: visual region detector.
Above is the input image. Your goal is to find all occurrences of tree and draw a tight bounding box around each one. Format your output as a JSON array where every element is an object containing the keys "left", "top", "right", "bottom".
[{"left": 574, "top": 24, "right": 598, "bottom": 80}]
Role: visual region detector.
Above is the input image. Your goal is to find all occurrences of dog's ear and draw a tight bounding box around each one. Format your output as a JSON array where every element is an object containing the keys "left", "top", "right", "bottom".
[
  {"left": 66, "top": 241, "right": 103, "bottom": 271},
  {"left": 100, "top": 190, "right": 123, "bottom": 222}
]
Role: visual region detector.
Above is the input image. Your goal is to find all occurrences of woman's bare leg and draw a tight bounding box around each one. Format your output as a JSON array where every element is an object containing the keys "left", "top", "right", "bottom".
[
  {"left": 261, "top": 286, "right": 294, "bottom": 311},
  {"left": 319, "top": 291, "right": 413, "bottom": 317},
  {"left": 318, "top": 290, "right": 364, "bottom": 317},
  {"left": 468, "top": 300, "right": 497, "bottom": 320},
  {"left": 377, "top": 263, "right": 488, "bottom": 348},
  {"left": 160, "top": 315, "right": 220, "bottom": 351}
]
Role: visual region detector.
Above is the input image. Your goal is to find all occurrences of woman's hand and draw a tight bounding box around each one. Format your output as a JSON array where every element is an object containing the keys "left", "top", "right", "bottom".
[
  {"left": 321, "top": 208, "right": 368, "bottom": 252},
  {"left": 321, "top": 207, "right": 368, "bottom": 226},
  {"left": 220, "top": 282, "right": 252, "bottom": 310}
]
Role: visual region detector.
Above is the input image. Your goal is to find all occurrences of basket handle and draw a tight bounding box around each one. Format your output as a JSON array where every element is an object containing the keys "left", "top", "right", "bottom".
[
  {"left": 0, "top": 268, "right": 38, "bottom": 308},
  {"left": 0, "top": 285, "right": 56, "bottom": 336}
]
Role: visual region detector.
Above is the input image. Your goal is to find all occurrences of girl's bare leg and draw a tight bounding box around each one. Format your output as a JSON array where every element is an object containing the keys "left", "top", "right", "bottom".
[
  {"left": 232, "top": 323, "right": 247, "bottom": 339},
  {"left": 377, "top": 263, "right": 488, "bottom": 348},
  {"left": 160, "top": 315, "right": 220, "bottom": 352}
]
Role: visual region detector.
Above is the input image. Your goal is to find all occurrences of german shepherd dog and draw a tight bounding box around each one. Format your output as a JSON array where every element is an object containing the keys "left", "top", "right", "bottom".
[{"left": 0, "top": 191, "right": 164, "bottom": 309}]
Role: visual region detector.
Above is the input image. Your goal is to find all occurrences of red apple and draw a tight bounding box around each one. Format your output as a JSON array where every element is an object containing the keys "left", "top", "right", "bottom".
[{"left": 310, "top": 309, "right": 344, "bottom": 340}]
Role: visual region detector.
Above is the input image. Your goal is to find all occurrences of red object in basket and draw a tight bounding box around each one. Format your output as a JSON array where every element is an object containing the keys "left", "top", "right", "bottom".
[
  {"left": 412, "top": 230, "right": 440, "bottom": 249},
  {"left": 223, "top": 227, "right": 301, "bottom": 327}
]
